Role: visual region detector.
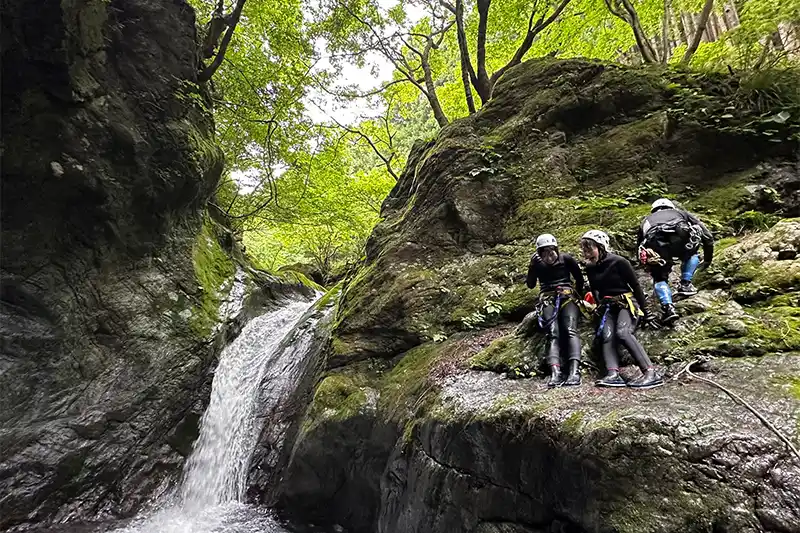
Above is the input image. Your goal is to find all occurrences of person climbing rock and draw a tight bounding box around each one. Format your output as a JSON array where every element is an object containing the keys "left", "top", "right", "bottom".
[
  {"left": 526, "top": 234, "right": 585, "bottom": 388},
  {"left": 637, "top": 198, "right": 714, "bottom": 325},
  {"left": 580, "top": 230, "right": 663, "bottom": 390}
]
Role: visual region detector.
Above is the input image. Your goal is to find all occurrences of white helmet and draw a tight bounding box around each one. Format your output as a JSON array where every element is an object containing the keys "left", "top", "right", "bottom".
[
  {"left": 581, "top": 229, "right": 610, "bottom": 251},
  {"left": 535, "top": 233, "right": 558, "bottom": 250},
  {"left": 651, "top": 198, "right": 675, "bottom": 212}
]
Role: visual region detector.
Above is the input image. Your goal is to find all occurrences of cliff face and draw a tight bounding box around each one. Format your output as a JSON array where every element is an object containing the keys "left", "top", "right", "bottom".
[
  {"left": 270, "top": 59, "right": 800, "bottom": 532},
  {"left": 0, "top": 1, "right": 295, "bottom": 529}
]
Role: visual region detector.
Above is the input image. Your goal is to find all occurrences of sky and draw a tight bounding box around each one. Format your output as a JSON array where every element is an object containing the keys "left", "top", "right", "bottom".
[{"left": 303, "top": 0, "right": 427, "bottom": 125}]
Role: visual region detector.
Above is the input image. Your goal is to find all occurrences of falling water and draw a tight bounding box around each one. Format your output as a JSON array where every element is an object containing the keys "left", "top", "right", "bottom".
[{"left": 113, "top": 297, "right": 323, "bottom": 533}]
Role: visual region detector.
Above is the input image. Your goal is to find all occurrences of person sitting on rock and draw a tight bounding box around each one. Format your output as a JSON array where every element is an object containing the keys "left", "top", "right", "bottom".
[
  {"left": 637, "top": 198, "right": 714, "bottom": 325},
  {"left": 526, "top": 234, "right": 585, "bottom": 388},
  {"left": 580, "top": 230, "right": 663, "bottom": 389}
]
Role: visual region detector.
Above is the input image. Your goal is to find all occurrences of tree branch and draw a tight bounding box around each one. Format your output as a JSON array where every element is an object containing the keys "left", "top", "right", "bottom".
[
  {"left": 490, "top": 0, "right": 572, "bottom": 87},
  {"left": 681, "top": 0, "right": 715, "bottom": 65},
  {"left": 198, "top": 0, "right": 247, "bottom": 82}
]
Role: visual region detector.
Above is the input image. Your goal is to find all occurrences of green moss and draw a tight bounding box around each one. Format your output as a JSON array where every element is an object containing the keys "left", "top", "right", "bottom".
[
  {"left": 469, "top": 335, "right": 538, "bottom": 378},
  {"left": 562, "top": 410, "right": 586, "bottom": 434},
  {"left": 380, "top": 343, "right": 439, "bottom": 418},
  {"left": 714, "top": 236, "right": 739, "bottom": 253},
  {"left": 278, "top": 270, "right": 325, "bottom": 292},
  {"left": 744, "top": 312, "right": 800, "bottom": 352},
  {"left": 732, "top": 260, "right": 800, "bottom": 301},
  {"left": 729, "top": 210, "right": 780, "bottom": 233},
  {"left": 772, "top": 374, "right": 800, "bottom": 401},
  {"left": 496, "top": 284, "right": 538, "bottom": 316},
  {"left": 190, "top": 217, "right": 235, "bottom": 337},
  {"left": 315, "top": 281, "right": 343, "bottom": 310},
  {"left": 302, "top": 374, "right": 370, "bottom": 432}
]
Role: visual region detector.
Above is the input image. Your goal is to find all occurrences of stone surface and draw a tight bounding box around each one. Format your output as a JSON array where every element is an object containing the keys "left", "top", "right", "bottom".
[{"left": 0, "top": 1, "right": 312, "bottom": 530}]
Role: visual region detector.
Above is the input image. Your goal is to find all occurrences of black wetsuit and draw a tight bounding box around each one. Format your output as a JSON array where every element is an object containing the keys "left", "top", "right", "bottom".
[
  {"left": 526, "top": 252, "right": 585, "bottom": 365},
  {"left": 637, "top": 208, "right": 714, "bottom": 282},
  {"left": 585, "top": 253, "right": 653, "bottom": 372}
]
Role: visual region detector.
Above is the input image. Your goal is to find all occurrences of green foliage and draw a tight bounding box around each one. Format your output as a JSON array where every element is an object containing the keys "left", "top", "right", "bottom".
[{"left": 187, "top": 0, "right": 799, "bottom": 281}]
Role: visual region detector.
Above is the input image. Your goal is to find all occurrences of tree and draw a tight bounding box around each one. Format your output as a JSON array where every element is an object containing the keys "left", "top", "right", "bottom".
[
  {"left": 444, "top": 0, "right": 574, "bottom": 104},
  {"left": 315, "top": 0, "right": 455, "bottom": 127},
  {"left": 681, "top": 0, "right": 715, "bottom": 64},
  {"left": 197, "top": 0, "right": 248, "bottom": 82},
  {"left": 603, "top": 0, "right": 660, "bottom": 62}
]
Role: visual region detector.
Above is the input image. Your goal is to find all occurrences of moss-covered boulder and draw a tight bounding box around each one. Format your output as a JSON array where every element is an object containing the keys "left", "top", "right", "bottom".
[
  {"left": 332, "top": 59, "right": 799, "bottom": 367},
  {"left": 274, "top": 58, "right": 800, "bottom": 533}
]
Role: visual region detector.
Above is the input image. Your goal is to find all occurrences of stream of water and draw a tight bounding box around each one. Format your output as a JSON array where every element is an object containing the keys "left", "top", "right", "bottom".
[{"left": 111, "top": 298, "right": 321, "bottom": 533}]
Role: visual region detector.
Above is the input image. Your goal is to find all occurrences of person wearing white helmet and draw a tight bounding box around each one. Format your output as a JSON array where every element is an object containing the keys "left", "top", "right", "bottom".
[
  {"left": 637, "top": 198, "right": 714, "bottom": 325},
  {"left": 580, "top": 230, "right": 662, "bottom": 389},
  {"left": 526, "top": 233, "right": 585, "bottom": 387}
]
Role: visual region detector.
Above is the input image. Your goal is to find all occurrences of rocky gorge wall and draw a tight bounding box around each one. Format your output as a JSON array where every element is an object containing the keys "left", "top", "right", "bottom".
[
  {"left": 0, "top": 1, "right": 311, "bottom": 530},
  {"left": 269, "top": 59, "right": 800, "bottom": 532}
]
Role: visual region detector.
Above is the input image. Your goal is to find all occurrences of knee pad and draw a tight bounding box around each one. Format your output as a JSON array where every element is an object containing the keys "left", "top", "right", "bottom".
[{"left": 654, "top": 281, "right": 673, "bottom": 305}]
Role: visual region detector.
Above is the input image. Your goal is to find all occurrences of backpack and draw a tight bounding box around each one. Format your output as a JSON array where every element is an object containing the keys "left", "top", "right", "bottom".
[{"left": 641, "top": 214, "right": 701, "bottom": 258}]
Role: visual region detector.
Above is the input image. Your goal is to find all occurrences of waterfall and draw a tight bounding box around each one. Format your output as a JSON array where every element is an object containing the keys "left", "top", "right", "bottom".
[{"left": 114, "top": 297, "right": 326, "bottom": 533}]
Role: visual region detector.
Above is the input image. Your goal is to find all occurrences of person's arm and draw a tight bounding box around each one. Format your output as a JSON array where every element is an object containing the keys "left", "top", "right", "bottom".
[
  {"left": 565, "top": 254, "right": 585, "bottom": 295},
  {"left": 525, "top": 255, "right": 538, "bottom": 289},
  {"left": 585, "top": 267, "right": 600, "bottom": 303},
  {"left": 687, "top": 212, "right": 715, "bottom": 265},
  {"left": 617, "top": 256, "right": 647, "bottom": 310}
]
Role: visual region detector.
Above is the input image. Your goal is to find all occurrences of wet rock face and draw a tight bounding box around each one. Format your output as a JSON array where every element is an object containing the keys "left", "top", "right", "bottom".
[
  {"left": 0, "top": 0, "right": 228, "bottom": 529},
  {"left": 273, "top": 59, "right": 800, "bottom": 533}
]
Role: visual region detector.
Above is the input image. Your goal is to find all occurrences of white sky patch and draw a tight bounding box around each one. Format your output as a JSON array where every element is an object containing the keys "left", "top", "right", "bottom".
[{"left": 304, "top": 0, "right": 427, "bottom": 125}]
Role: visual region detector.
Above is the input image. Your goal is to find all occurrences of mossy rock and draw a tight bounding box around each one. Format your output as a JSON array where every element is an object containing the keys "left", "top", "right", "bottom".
[
  {"left": 190, "top": 216, "right": 236, "bottom": 337},
  {"left": 469, "top": 334, "right": 540, "bottom": 378},
  {"left": 303, "top": 373, "right": 372, "bottom": 433}
]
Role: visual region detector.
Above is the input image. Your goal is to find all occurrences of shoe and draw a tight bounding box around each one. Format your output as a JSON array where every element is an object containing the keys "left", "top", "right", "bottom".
[
  {"left": 661, "top": 303, "right": 679, "bottom": 325},
  {"left": 676, "top": 281, "right": 698, "bottom": 297},
  {"left": 546, "top": 365, "right": 563, "bottom": 388},
  {"left": 627, "top": 368, "right": 664, "bottom": 389},
  {"left": 563, "top": 360, "right": 581, "bottom": 386},
  {"left": 595, "top": 371, "right": 626, "bottom": 388}
]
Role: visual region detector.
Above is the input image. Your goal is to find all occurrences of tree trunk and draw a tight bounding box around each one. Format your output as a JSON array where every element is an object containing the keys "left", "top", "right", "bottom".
[
  {"left": 661, "top": 0, "right": 671, "bottom": 62},
  {"left": 604, "top": 0, "right": 658, "bottom": 63},
  {"left": 681, "top": 0, "right": 715, "bottom": 65},
  {"left": 198, "top": 0, "right": 247, "bottom": 82},
  {"left": 454, "top": 0, "right": 477, "bottom": 114},
  {"left": 422, "top": 46, "right": 449, "bottom": 127},
  {"left": 474, "top": 0, "right": 492, "bottom": 104}
]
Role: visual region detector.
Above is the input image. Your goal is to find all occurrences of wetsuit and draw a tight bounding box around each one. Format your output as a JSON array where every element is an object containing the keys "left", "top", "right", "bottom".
[
  {"left": 637, "top": 208, "right": 714, "bottom": 283},
  {"left": 585, "top": 252, "right": 654, "bottom": 373},
  {"left": 526, "top": 252, "right": 585, "bottom": 366}
]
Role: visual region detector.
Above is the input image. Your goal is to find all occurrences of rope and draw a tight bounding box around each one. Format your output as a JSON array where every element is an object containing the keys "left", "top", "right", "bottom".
[{"left": 673, "top": 359, "right": 800, "bottom": 462}]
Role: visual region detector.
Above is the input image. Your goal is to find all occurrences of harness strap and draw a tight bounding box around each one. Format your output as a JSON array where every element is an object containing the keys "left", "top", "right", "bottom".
[
  {"left": 594, "top": 292, "right": 643, "bottom": 337},
  {"left": 536, "top": 286, "right": 575, "bottom": 330}
]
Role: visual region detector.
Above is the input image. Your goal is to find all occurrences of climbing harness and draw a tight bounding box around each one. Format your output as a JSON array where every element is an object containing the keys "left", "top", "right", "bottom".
[
  {"left": 594, "top": 292, "right": 643, "bottom": 338},
  {"left": 536, "top": 286, "right": 575, "bottom": 330}
]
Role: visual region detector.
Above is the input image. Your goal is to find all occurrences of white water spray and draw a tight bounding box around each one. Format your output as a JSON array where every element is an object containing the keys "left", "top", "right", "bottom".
[{"left": 114, "top": 298, "right": 320, "bottom": 533}]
